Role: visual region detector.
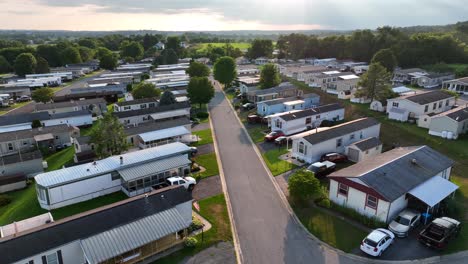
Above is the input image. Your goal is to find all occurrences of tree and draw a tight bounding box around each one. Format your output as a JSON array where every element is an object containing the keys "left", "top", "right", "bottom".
[
  {"left": 155, "top": 49, "right": 178, "bottom": 65},
  {"left": 78, "top": 46, "right": 95, "bottom": 62},
  {"left": 132, "top": 82, "right": 161, "bottom": 99},
  {"left": 187, "top": 77, "right": 215, "bottom": 108},
  {"left": 120, "top": 41, "right": 144, "bottom": 60},
  {"left": 0, "top": 55, "right": 12, "bottom": 73},
  {"left": 186, "top": 61, "right": 210, "bottom": 77},
  {"left": 288, "top": 169, "right": 323, "bottom": 202},
  {"left": 213, "top": 56, "right": 236, "bottom": 88},
  {"left": 260, "top": 63, "right": 281, "bottom": 89},
  {"left": 61, "top": 47, "right": 82, "bottom": 64},
  {"left": 36, "top": 44, "right": 62, "bottom": 67},
  {"left": 31, "top": 120, "right": 42, "bottom": 128},
  {"left": 142, "top": 34, "right": 160, "bottom": 50},
  {"left": 89, "top": 113, "right": 128, "bottom": 158},
  {"left": 371, "top": 48, "right": 397, "bottom": 72},
  {"left": 32, "top": 87, "right": 54, "bottom": 103},
  {"left": 35, "top": 57, "right": 50, "bottom": 74},
  {"left": 355, "top": 63, "right": 395, "bottom": 101},
  {"left": 99, "top": 53, "right": 118, "bottom": 70},
  {"left": 78, "top": 38, "right": 99, "bottom": 49},
  {"left": 166, "top": 36, "right": 181, "bottom": 55},
  {"left": 247, "top": 39, "right": 274, "bottom": 59},
  {"left": 14, "top": 53, "right": 36, "bottom": 76},
  {"left": 159, "top": 90, "right": 177, "bottom": 106}
]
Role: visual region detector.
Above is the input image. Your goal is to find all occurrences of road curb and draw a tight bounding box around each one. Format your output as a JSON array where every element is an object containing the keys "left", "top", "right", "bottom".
[
  {"left": 207, "top": 89, "right": 244, "bottom": 264},
  {"left": 220, "top": 88, "right": 463, "bottom": 264}
]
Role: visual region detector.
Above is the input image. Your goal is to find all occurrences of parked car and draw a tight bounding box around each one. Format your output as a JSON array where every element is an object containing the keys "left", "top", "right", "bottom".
[
  {"left": 247, "top": 114, "right": 263, "bottom": 124},
  {"left": 16, "top": 95, "right": 31, "bottom": 102},
  {"left": 242, "top": 103, "right": 255, "bottom": 110},
  {"left": 274, "top": 136, "right": 288, "bottom": 146},
  {"left": 418, "top": 217, "right": 461, "bottom": 249},
  {"left": 360, "top": 228, "right": 395, "bottom": 257},
  {"left": 388, "top": 209, "right": 421, "bottom": 237},
  {"left": 165, "top": 176, "right": 197, "bottom": 191},
  {"left": 189, "top": 146, "right": 198, "bottom": 156},
  {"left": 320, "top": 152, "right": 348, "bottom": 163},
  {"left": 306, "top": 161, "right": 336, "bottom": 178},
  {"left": 264, "top": 131, "right": 285, "bottom": 142}
]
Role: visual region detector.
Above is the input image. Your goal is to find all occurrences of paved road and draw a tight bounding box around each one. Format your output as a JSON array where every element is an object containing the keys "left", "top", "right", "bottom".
[
  {"left": 208, "top": 81, "right": 468, "bottom": 264},
  {"left": 209, "top": 82, "right": 360, "bottom": 264},
  {"left": 5, "top": 72, "right": 104, "bottom": 116}
]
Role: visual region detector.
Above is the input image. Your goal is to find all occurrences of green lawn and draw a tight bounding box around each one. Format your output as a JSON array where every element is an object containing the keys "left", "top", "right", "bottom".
[
  {"left": 192, "top": 129, "right": 213, "bottom": 146},
  {"left": 261, "top": 148, "right": 297, "bottom": 176},
  {"left": 45, "top": 146, "right": 75, "bottom": 171},
  {"left": 293, "top": 204, "right": 367, "bottom": 253},
  {"left": 194, "top": 153, "right": 219, "bottom": 179},
  {"left": 154, "top": 194, "right": 233, "bottom": 264},
  {"left": 196, "top": 42, "right": 251, "bottom": 52}
]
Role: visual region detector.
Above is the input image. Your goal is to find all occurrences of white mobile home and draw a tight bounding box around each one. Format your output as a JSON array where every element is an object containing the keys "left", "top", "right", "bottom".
[
  {"left": 428, "top": 106, "right": 468, "bottom": 139},
  {"left": 291, "top": 118, "right": 381, "bottom": 163},
  {"left": 35, "top": 142, "right": 192, "bottom": 210},
  {"left": 270, "top": 103, "right": 344, "bottom": 135}
]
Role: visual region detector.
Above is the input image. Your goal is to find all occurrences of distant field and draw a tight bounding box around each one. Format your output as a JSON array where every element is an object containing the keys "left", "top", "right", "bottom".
[{"left": 195, "top": 42, "right": 251, "bottom": 52}]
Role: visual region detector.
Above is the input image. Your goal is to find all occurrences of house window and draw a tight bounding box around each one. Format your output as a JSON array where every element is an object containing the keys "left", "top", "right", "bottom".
[
  {"left": 433, "top": 103, "right": 436, "bottom": 110},
  {"left": 360, "top": 131, "right": 363, "bottom": 139},
  {"left": 45, "top": 252, "right": 58, "bottom": 264},
  {"left": 338, "top": 183, "right": 348, "bottom": 196},
  {"left": 262, "top": 106, "right": 266, "bottom": 113},
  {"left": 292, "top": 105, "right": 296, "bottom": 110},
  {"left": 111, "top": 171, "right": 120, "bottom": 181},
  {"left": 366, "top": 195, "right": 378, "bottom": 209},
  {"left": 305, "top": 117, "right": 312, "bottom": 124},
  {"left": 55, "top": 136, "right": 59, "bottom": 140},
  {"left": 350, "top": 134, "right": 355, "bottom": 140},
  {"left": 438, "top": 101, "right": 442, "bottom": 108},
  {"left": 7, "top": 143, "right": 13, "bottom": 151},
  {"left": 148, "top": 103, "right": 155, "bottom": 107},
  {"left": 124, "top": 106, "right": 131, "bottom": 110},
  {"left": 446, "top": 99, "right": 449, "bottom": 106},
  {"left": 336, "top": 138, "right": 342, "bottom": 147},
  {"left": 392, "top": 102, "right": 399, "bottom": 107},
  {"left": 38, "top": 187, "right": 46, "bottom": 201},
  {"left": 316, "top": 115, "right": 321, "bottom": 119},
  {"left": 275, "top": 119, "right": 282, "bottom": 129},
  {"left": 140, "top": 104, "right": 147, "bottom": 109},
  {"left": 298, "top": 142, "right": 307, "bottom": 154},
  {"left": 424, "top": 105, "right": 428, "bottom": 113}
]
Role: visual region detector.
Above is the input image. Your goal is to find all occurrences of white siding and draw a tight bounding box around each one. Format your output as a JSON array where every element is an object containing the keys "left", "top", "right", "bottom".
[
  {"left": 386, "top": 97, "right": 455, "bottom": 119},
  {"left": 329, "top": 179, "right": 390, "bottom": 223},
  {"left": 386, "top": 194, "right": 408, "bottom": 223},
  {"left": 292, "top": 124, "right": 381, "bottom": 163},
  {"left": 41, "top": 173, "right": 121, "bottom": 210},
  {"left": 43, "top": 115, "right": 93, "bottom": 127},
  {"left": 272, "top": 108, "right": 345, "bottom": 135},
  {"left": 14, "top": 241, "right": 85, "bottom": 264}
]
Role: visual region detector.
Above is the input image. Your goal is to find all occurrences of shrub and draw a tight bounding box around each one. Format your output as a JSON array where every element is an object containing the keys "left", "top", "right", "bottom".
[
  {"left": 316, "top": 198, "right": 331, "bottom": 209},
  {"left": 184, "top": 237, "right": 198, "bottom": 248},
  {"left": 288, "top": 169, "right": 323, "bottom": 202},
  {"left": 196, "top": 112, "right": 209, "bottom": 119},
  {"left": 188, "top": 218, "right": 204, "bottom": 233},
  {"left": 0, "top": 195, "right": 12, "bottom": 207}
]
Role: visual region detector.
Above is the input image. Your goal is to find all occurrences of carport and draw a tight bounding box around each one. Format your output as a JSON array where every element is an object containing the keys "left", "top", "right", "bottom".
[{"left": 408, "top": 176, "right": 459, "bottom": 224}]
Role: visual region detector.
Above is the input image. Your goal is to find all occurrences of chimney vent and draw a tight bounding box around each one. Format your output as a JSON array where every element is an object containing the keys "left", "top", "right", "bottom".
[
  {"left": 411, "top": 158, "right": 417, "bottom": 165},
  {"left": 120, "top": 156, "right": 123, "bottom": 165}
]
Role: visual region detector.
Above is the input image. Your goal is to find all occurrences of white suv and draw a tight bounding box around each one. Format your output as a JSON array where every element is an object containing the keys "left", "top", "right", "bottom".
[{"left": 360, "top": 228, "right": 395, "bottom": 257}]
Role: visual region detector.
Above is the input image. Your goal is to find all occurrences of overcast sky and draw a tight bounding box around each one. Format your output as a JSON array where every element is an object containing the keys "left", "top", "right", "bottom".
[{"left": 1, "top": 0, "right": 467, "bottom": 31}]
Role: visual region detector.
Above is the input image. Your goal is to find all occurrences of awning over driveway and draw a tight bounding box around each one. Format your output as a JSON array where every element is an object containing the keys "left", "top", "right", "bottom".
[{"left": 408, "top": 176, "right": 459, "bottom": 207}]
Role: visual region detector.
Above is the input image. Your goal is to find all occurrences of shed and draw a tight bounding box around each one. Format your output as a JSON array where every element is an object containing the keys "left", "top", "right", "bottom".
[
  {"left": 346, "top": 137, "right": 382, "bottom": 162},
  {"left": 0, "top": 174, "right": 27, "bottom": 193},
  {"left": 388, "top": 107, "right": 409, "bottom": 122}
]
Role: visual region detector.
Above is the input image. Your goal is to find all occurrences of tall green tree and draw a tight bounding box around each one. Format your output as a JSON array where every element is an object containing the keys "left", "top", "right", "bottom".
[
  {"left": 90, "top": 113, "right": 128, "bottom": 158},
  {"left": 213, "top": 56, "right": 236, "bottom": 88},
  {"left": 187, "top": 77, "right": 215, "bottom": 108},
  {"left": 247, "top": 39, "right": 274, "bottom": 59},
  {"left": 371, "top": 48, "right": 397, "bottom": 72},
  {"left": 166, "top": 36, "right": 182, "bottom": 55},
  {"left": 288, "top": 169, "right": 323, "bottom": 202},
  {"left": 132, "top": 82, "right": 161, "bottom": 99},
  {"left": 36, "top": 44, "right": 62, "bottom": 67},
  {"left": 159, "top": 90, "right": 177, "bottom": 106},
  {"left": 0, "top": 55, "right": 12, "bottom": 73},
  {"left": 120, "top": 41, "right": 144, "bottom": 60},
  {"left": 260, "top": 63, "right": 281, "bottom": 89},
  {"left": 61, "top": 47, "right": 82, "bottom": 64},
  {"left": 78, "top": 38, "right": 99, "bottom": 49},
  {"left": 78, "top": 46, "right": 95, "bottom": 62},
  {"left": 14, "top": 53, "right": 36, "bottom": 76},
  {"left": 35, "top": 57, "right": 50, "bottom": 74},
  {"left": 98, "top": 48, "right": 118, "bottom": 70},
  {"left": 355, "top": 63, "right": 394, "bottom": 101},
  {"left": 155, "top": 49, "right": 178, "bottom": 65},
  {"left": 186, "top": 61, "right": 210, "bottom": 77},
  {"left": 32, "top": 87, "right": 54, "bottom": 103}
]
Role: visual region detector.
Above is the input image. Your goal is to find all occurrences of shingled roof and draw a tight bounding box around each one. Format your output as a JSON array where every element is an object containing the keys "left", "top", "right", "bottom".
[
  {"left": 404, "top": 91, "right": 454, "bottom": 105},
  {"left": 279, "top": 103, "right": 343, "bottom": 121},
  {"left": 112, "top": 102, "right": 190, "bottom": 119},
  {"left": 328, "top": 146, "right": 454, "bottom": 202}
]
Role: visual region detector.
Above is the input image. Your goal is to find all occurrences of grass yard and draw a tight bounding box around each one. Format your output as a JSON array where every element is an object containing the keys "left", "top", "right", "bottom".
[
  {"left": 45, "top": 146, "right": 75, "bottom": 171},
  {"left": 154, "top": 194, "right": 233, "bottom": 264},
  {"left": 196, "top": 42, "right": 251, "bottom": 52},
  {"left": 293, "top": 203, "right": 367, "bottom": 253},
  {"left": 194, "top": 153, "right": 219, "bottom": 179},
  {"left": 192, "top": 129, "right": 213, "bottom": 146},
  {"left": 262, "top": 148, "right": 297, "bottom": 176}
]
